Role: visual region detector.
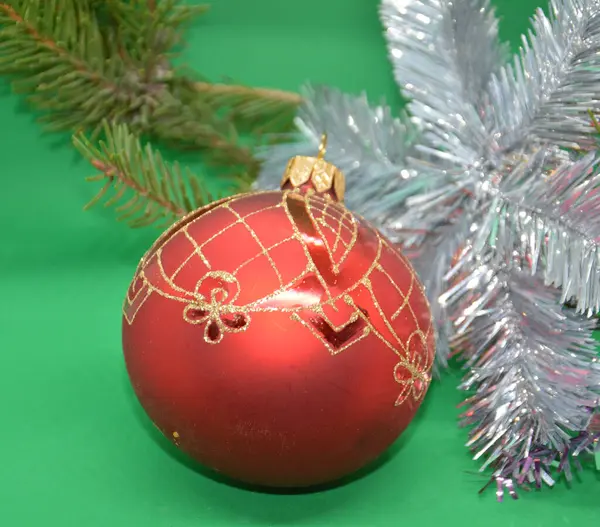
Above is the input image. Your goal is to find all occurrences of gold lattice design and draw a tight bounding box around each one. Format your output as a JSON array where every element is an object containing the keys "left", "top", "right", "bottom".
[{"left": 123, "top": 190, "right": 434, "bottom": 406}]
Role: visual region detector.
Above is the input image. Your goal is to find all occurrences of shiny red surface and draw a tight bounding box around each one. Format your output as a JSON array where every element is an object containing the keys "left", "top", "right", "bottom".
[{"left": 122, "top": 190, "right": 434, "bottom": 488}]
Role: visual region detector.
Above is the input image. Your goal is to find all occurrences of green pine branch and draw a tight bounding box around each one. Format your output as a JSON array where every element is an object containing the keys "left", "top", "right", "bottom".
[
  {"left": 0, "top": 0, "right": 133, "bottom": 133},
  {"left": 73, "top": 120, "right": 234, "bottom": 228},
  {"left": 0, "top": 0, "right": 302, "bottom": 188},
  {"left": 195, "top": 81, "right": 302, "bottom": 135},
  {"left": 101, "top": 0, "right": 210, "bottom": 62}
]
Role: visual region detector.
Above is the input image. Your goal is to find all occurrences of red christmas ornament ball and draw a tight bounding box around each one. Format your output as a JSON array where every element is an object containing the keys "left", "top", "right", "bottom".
[{"left": 122, "top": 154, "right": 435, "bottom": 488}]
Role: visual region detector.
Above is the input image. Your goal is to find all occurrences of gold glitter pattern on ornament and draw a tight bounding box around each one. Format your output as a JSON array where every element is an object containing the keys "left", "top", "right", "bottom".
[
  {"left": 307, "top": 194, "right": 357, "bottom": 274},
  {"left": 123, "top": 190, "right": 434, "bottom": 406},
  {"left": 182, "top": 271, "right": 249, "bottom": 344}
]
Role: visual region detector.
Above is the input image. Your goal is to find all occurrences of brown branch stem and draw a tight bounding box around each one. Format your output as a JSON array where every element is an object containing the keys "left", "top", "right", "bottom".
[
  {"left": 195, "top": 82, "right": 303, "bottom": 105},
  {"left": 89, "top": 159, "right": 186, "bottom": 217}
]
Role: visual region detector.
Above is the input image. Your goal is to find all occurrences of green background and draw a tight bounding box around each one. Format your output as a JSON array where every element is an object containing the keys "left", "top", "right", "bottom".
[{"left": 1, "top": 1, "right": 598, "bottom": 525}]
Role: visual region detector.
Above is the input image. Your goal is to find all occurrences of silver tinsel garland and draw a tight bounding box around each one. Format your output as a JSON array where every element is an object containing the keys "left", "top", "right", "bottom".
[{"left": 257, "top": 0, "right": 600, "bottom": 499}]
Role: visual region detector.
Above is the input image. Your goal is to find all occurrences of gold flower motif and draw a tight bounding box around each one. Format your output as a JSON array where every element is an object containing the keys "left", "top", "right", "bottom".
[
  {"left": 393, "top": 332, "right": 432, "bottom": 406},
  {"left": 183, "top": 271, "right": 250, "bottom": 344}
]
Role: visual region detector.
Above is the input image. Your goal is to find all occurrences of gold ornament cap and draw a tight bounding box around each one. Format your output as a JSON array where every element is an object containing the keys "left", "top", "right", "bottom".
[{"left": 280, "top": 134, "right": 345, "bottom": 202}]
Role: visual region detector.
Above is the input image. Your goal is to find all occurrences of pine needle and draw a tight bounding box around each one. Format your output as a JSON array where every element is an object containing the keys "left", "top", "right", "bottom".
[
  {"left": 73, "top": 120, "right": 239, "bottom": 228},
  {"left": 195, "top": 81, "right": 303, "bottom": 134}
]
